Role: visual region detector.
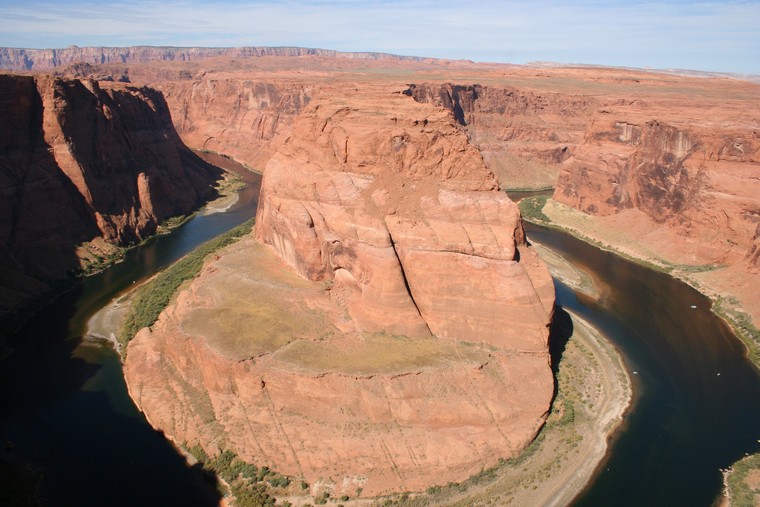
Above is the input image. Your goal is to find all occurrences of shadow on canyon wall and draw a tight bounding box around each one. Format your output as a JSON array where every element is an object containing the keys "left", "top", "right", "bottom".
[
  {"left": 0, "top": 74, "right": 224, "bottom": 347},
  {"left": 549, "top": 304, "right": 574, "bottom": 399}
]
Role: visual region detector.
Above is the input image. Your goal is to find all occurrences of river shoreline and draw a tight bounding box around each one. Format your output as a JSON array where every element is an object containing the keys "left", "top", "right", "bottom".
[
  {"left": 525, "top": 197, "right": 760, "bottom": 372},
  {"left": 523, "top": 196, "right": 760, "bottom": 506}
]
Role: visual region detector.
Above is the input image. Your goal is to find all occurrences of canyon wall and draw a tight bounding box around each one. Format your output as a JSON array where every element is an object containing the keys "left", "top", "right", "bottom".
[
  {"left": 404, "top": 83, "right": 597, "bottom": 189},
  {"left": 0, "top": 74, "right": 222, "bottom": 331},
  {"left": 155, "top": 79, "right": 596, "bottom": 188},
  {"left": 125, "top": 86, "right": 555, "bottom": 496},
  {"left": 157, "top": 79, "right": 312, "bottom": 171},
  {"left": 554, "top": 109, "right": 760, "bottom": 267}
]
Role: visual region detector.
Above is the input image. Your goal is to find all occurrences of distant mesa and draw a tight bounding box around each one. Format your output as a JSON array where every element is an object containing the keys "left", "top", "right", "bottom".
[{"left": 0, "top": 45, "right": 430, "bottom": 72}]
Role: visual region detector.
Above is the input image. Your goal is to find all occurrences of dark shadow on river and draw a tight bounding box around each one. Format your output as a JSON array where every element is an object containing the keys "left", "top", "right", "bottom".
[{"left": 0, "top": 155, "right": 260, "bottom": 506}]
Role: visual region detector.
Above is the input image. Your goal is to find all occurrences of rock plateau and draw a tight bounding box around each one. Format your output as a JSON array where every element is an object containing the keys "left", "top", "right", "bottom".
[{"left": 124, "top": 85, "right": 555, "bottom": 496}]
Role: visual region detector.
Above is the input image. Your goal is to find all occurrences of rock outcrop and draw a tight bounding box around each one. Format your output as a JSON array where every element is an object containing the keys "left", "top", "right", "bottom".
[
  {"left": 554, "top": 110, "right": 760, "bottom": 267},
  {"left": 255, "top": 89, "right": 555, "bottom": 344},
  {"left": 0, "top": 74, "right": 222, "bottom": 330},
  {"left": 125, "top": 86, "right": 555, "bottom": 496}
]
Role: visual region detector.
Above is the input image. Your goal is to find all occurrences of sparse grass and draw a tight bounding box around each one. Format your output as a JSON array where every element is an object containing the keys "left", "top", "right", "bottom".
[
  {"left": 180, "top": 242, "right": 331, "bottom": 360},
  {"left": 117, "top": 218, "right": 254, "bottom": 355},
  {"left": 273, "top": 333, "right": 489, "bottom": 375}
]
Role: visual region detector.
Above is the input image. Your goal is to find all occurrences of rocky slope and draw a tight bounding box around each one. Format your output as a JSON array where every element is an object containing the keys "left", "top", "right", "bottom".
[
  {"left": 125, "top": 85, "right": 555, "bottom": 496},
  {"left": 0, "top": 74, "right": 222, "bottom": 332}
]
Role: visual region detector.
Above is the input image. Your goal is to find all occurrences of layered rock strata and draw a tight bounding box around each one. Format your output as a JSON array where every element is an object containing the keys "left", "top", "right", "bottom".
[
  {"left": 404, "top": 83, "right": 596, "bottom": 189},
  {"left": 158, "top": 79, "right": 312, "bottom": 170},
  {"left": 555, "top": 110, "right": 760, "bottom": 268},
  {"left": 125, "top": 87, "right": 555, "bottom": 496},
  {"left": 0, "top": 74, "right": 221, "bottom": 329}
]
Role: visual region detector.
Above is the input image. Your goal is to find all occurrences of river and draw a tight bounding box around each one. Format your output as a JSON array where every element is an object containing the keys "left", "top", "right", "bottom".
[
  {"left": 0, "top": 174, "right": 757, "bottom": 506},
  {"left": 526, "top": 222, "right": 760, "bottom": 506},
  {"left": 0, "top": 154, "right": 261, "bottom": 507}
]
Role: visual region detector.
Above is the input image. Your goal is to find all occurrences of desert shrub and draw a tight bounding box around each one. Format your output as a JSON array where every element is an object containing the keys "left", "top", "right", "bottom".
[
  {"left": 118, "top": 218, "right": 254, "bottom": 354},
  {"left": 518, "top": 195, "right": 551, "bottom": 223},
  {"left": 268, "top": 475, "right": 290, "bottom": 488}
]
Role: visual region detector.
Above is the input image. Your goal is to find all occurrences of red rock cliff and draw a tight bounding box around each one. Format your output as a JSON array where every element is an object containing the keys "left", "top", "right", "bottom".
[
  {"left": 404, "top": 83, "right": 596, "bottom": 189},
  {"left": 158, "top": 78, "right": 311, "bottom": 170},
  {"left": 554, "top": 109, "right": 760, "bottom": 266},
  {"left": 0, "top": 74, "right": 222, "bottom": 328}
]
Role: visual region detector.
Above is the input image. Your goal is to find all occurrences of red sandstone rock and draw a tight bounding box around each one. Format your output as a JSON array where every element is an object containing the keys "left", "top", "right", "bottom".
[
  {"left": 255, "top": 89, "right": 553, "bottom": 342},
  {"left": 404, "top": 83, "right": 595, "bottom": 189},
  {"left": 554, "top": 110, "right": 760, "bottom": 267},
  {"left": 126, "top": 85, "right": 555, "bottom": 496},
  {"left": 0, "top": 73, "right": 221, "bottom": 326}
]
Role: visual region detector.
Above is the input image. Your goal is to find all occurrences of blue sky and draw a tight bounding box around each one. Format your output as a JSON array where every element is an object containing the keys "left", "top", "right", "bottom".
[{"left": 0, "top": 0, "right": 758, "bottom": 74}]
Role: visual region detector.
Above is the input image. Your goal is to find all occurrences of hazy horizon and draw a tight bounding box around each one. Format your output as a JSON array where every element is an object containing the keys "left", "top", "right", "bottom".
[{"left": 1, "top": 0, "right": 759, "bottom": 75}]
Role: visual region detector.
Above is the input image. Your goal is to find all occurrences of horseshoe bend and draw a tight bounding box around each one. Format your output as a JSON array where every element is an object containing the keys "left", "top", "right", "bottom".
[{"left": 124, "top": 86, "right": 556, "bottom": 496}]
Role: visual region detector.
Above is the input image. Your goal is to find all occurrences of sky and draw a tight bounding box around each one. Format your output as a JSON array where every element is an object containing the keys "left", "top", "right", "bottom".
[{"left": 0, "top": 0, "right": 758, "bottom": 75}]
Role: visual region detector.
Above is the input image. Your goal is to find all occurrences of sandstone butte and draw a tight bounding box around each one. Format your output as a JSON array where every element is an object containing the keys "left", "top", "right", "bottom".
[
  {"left": 124, "top": 85, "right": 556, "bottom": 496},
  {"left": 0, "top": 73, "right": 222, "bottom": 334}
]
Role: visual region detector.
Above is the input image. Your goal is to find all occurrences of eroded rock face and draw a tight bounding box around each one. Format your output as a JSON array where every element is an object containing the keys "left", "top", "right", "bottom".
[
  {"left": 255, "top": 89, "right": 554, "bottom": 346},
  {"left": 405, "top": 83, "right": 596, "bottom": 189},
  {"left": 126, "top": 87, "right": 555, "bottom": 496},
  {"left": 554, "top": 110, "right": 760, "bottom": 265},
  {"left": 158, "top": 79, "right": 312, "bottom": 171},
  {"left": 0, "top": 73, "right": 221, "bottom": 327}
]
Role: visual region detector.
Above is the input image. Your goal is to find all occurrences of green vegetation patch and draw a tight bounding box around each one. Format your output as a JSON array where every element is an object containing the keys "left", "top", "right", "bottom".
[
  {"left": 186, "top": 446, "right": 295, "bottom": 507},
  {"left": 273, "top": 333, "right": 489, "bottom": 375},
  {"left": 518, "top": 195, "right": 552, "bottom": 224},
  {"left": 713, "top": 296, "right": 760, "bottom": 368},
  {"left": 726, "top": 453, "right": 760, "bottom": 507},
  {"left": 118, "top": 219, "right": 254, "bottom": 354}
]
